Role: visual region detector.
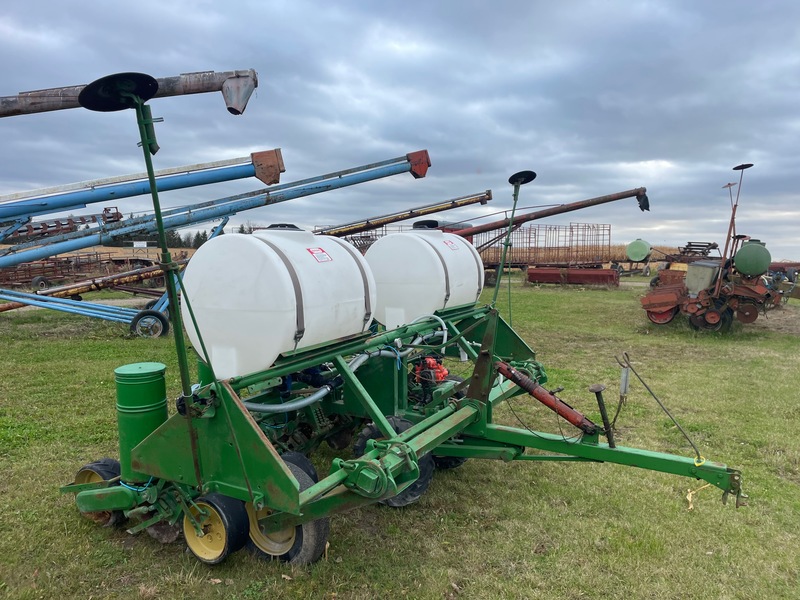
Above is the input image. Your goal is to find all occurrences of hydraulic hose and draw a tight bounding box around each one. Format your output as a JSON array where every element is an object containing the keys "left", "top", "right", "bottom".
[{"left": 242, "top": 383, "right": 332, "bottom": 414}]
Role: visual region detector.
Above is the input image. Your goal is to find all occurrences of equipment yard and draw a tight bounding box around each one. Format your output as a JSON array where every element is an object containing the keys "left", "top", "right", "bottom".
[{"left": 2, "top": 282, "right": 798, "bottom": 600}]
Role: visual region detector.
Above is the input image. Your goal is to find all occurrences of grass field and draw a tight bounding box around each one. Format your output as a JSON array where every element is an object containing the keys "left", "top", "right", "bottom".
[{"left": 1, "top": 280, "right": 798, "bottom": 599}]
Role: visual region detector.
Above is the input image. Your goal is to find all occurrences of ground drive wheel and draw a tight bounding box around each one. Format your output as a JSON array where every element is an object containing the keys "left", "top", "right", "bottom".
[
  {"left": 353, "top": 416, "right": 435, "bottom": 507},
  {"left": 246, "top": 463, "right": 330, "bottom": 565},
  {"left": 74, "top": 458, "right": 123, "bottom": 527},
  {"left": 183, "top": 493, "right": 249, "bottom": 565}
]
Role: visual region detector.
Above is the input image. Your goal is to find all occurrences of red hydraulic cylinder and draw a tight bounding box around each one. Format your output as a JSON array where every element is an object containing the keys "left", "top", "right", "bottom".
[{"left": 495, "top": 361, "right": 598, "bottom": 435}]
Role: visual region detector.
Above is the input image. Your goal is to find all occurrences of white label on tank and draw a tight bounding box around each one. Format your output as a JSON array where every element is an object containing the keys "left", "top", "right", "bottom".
[
  {"left": 443, "top": 240, "right": 459, "bottom": 251},
  {"left": 307, "top": 247, "right": 333, "bottom": 262}
]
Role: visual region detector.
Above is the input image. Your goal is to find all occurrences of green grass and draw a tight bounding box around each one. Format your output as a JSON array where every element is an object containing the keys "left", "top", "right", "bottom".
[{"left": 1, "top": 283, "right": 798, "bottom": 599}]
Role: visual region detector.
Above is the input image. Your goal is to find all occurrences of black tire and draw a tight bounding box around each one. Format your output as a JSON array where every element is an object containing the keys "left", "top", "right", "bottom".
[
  {"left": 144, "top": 299, "right": 159, "bottom": 310},
  {"left": 353, "top": 416, "right": 435, "bottom": 507},
  {"left": 643, "top": 265, "right": 652, "bottom": 277},
  {"left": 30, "top": 276, "right": 50, "bottom": 291},
  {"left": 130, "top": 309, "right": 169, "bottom": 338},
  {"left": 649, "top": 276, "right": 660, "bottom": 289},
  {"left": 246, "top": 463, "right": 330, "bottom": 565},
  {"left": 73, "top": 458, "right": 124, "bottom": 527},
  {"left": 183, "top": 493, "right": 249, "bottom": 565},
  {"left": 433, "top": 376, "right": 468, "bottom": 470},
  {"left": 282, "top": 451, "right": 319, "bottom": 483}
]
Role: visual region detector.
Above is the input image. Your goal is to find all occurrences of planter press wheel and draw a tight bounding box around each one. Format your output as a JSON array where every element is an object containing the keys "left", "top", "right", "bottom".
[
  {"left": 646, "top": 307, "right": 678, "bottom": 325},
  {"left": 353, "top": 416, "right": 435, "bottom": 507},
  {"left": 183, "top": 493, "right": 249, "bottom": 565},
  {"left": 73, "top": 458, "right": 123, "bottom": 527},
  {"left": 246, "top": 463, "right": 330, "bottom": 565},
  {"left": 130, "top": 309, "right": 169, "bottom": 338}
]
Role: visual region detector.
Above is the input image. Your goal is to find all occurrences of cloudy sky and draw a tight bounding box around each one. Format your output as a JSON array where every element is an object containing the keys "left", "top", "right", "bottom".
[{"left": 1, "top": 1, "right": 798, "bottom": 260}]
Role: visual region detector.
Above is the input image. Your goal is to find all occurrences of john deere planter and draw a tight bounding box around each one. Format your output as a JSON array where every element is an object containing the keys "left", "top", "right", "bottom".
[
  {"left": 61, "top": 73, "right": 744, "bottom": 567},
  {"left": 61, "top": 224, "right": 746, "bottom": 565}
]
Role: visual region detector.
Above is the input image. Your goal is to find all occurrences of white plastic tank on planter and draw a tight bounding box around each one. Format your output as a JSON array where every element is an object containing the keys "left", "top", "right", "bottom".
[
  {"left": 180, "top": 226, "right": 376, "bottom": 379},
  {"left": 364, "top": 230, "right": 484, "bottom": 329}
]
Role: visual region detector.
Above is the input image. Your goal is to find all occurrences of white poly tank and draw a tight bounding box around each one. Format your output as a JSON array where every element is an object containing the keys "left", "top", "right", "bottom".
[
  {"left": 180, "top": 227, "right": 376, "bottom": 379},
  {"left": 364, "top": 230, "right": 484, "bottom": 329}
]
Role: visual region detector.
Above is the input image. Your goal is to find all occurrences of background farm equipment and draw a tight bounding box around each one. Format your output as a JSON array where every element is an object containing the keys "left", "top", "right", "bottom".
[{"left": 635, "top": 164, "right": 782, "bottom": 331}]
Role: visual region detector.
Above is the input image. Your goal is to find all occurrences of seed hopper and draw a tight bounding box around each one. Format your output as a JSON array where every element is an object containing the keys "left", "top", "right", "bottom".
[{"left": 61, "top": 73, "right": 745, "bottom": 566}]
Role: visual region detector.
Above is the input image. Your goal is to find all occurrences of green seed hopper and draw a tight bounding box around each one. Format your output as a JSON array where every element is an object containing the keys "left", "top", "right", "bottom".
[{"left": 60, "top": 72, "right": 745, "bottom": 567}]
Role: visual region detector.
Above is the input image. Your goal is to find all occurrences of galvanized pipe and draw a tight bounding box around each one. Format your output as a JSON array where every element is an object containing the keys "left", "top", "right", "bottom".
[
  {"left": 452, "top": 188, "right": 648, "bottom": 238},
  {"left": 0, "top": 69, "right": 258, "bottom": 117},
  {"left": 315, "top": 191, "right": 492, "bottom": 237}
]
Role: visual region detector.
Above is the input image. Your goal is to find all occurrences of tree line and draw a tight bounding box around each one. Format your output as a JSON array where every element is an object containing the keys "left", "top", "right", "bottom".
[{"left": 104, "top": 229, "right": 213, "bottom": 249}]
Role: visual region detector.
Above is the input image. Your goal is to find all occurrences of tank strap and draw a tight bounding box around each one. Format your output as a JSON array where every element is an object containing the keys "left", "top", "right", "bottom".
[
  {"left": 417, "top": 236, "right": 451, "bottom": 307},
  {"left": 327, "top": 237, "right": 373, "bottom": 330},
  {"left": 258, "top": 238, "right": 305, "bottom": 345},
  {"left": 463, "top": 240, "right": 484, "bottom": 301}
]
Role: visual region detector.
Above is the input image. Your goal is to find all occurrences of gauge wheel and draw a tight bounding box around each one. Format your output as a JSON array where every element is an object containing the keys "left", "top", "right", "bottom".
[
  {"left": 282, "top": 451, "right": 319, "bottom": 483},
  {"left": 73, "top": 458, "right": 124, "bottom": 527},
  {"left": 353, "top": 416, "right": 435, "bottom": 507},
  {"left": 130, "top": 309, "right": 169, "bottom": 338},
  {"left": 183, "top": 493, "right": 249, "bottom": 565},
  {"left": 246, "top": 463, "right": 330, "bottom": 565}
]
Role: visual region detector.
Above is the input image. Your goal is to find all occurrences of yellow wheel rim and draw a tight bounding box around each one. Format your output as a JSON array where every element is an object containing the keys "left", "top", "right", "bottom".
[
  {"left": 74, "top": 468, "right": 114, "bottom": 525},
  {"left": 74, "top": 468, "right": 104, "bottom": 485},
  {"left": 245, "top": 502, "right": 295, "bottom": 556},
  {"left": 184, "top": 501, "right": 228, "bottom": 562}
]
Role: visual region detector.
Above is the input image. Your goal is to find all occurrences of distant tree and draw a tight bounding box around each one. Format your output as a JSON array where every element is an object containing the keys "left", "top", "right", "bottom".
[
  {"left": 198, "top": 230, "right": 208, "bottom": 246},
  {"left": 183, "top": 231, "right": 194, "bottom": 247},
  {"left": 192, "top": 231, "right": 203, "bottom": 249},
  {"left": 165, "top": 229, "right": 183, "bottom": 248},
  {"left": 237, "top": 223, "right": 246, "bottom": 234}
]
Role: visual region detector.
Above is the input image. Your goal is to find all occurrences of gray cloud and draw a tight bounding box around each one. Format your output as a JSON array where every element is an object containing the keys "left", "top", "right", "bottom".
[{"left": 1, "top": 0, "right": 798, "bottom": 260}]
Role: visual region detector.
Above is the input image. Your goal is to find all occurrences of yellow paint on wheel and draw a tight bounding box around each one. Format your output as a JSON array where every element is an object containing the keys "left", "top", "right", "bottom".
[
  {"left": 184, "top": 501, "right": 228, "bottom": 562},
  {"left": 245, "top": 502, "right": 295, "bottom": 556}
]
